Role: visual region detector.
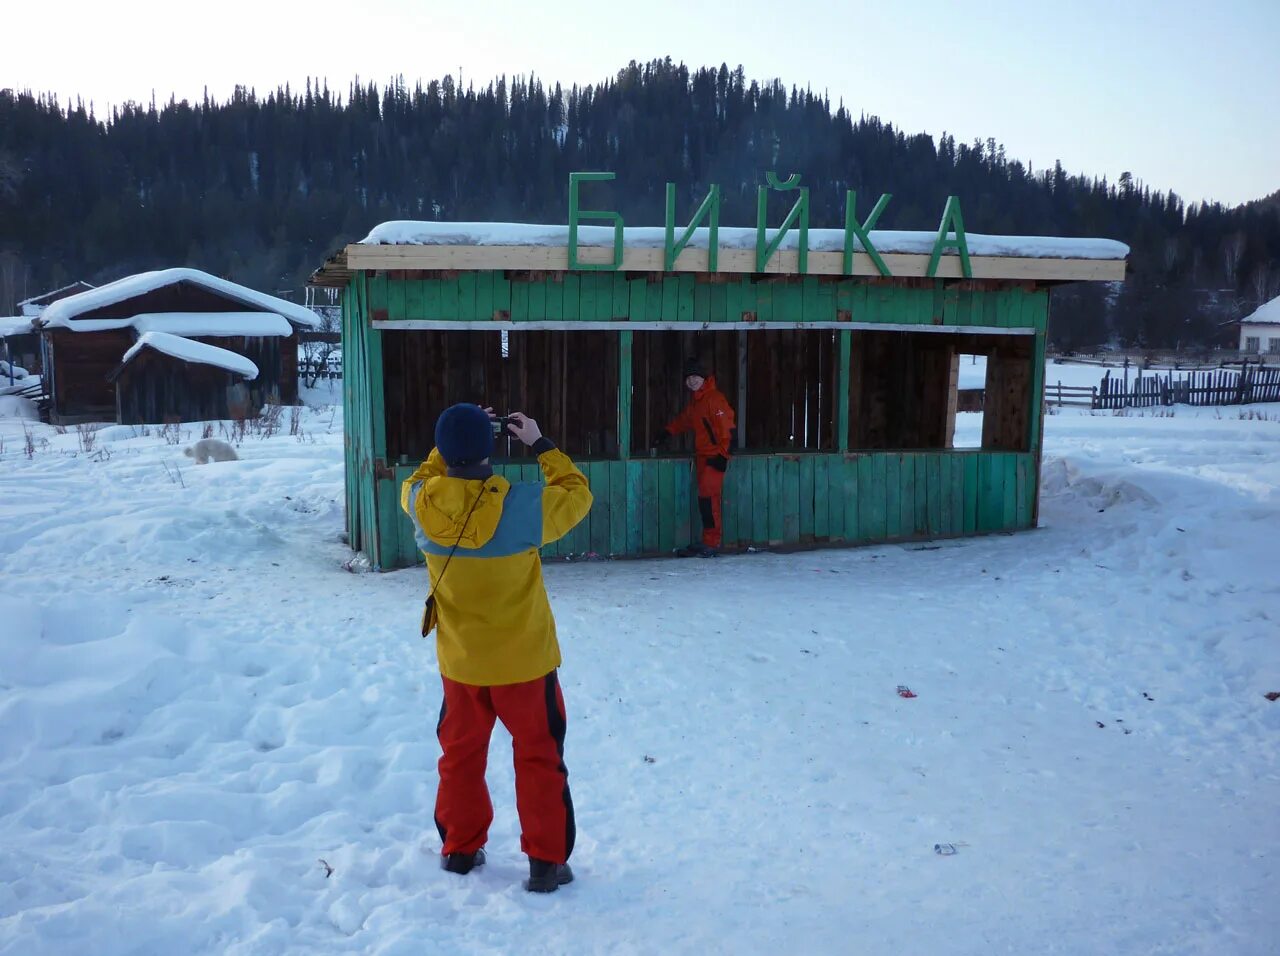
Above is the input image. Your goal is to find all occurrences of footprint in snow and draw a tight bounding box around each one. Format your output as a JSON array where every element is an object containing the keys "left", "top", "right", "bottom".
[{"left": 748, "top": 652, "right": 775, "bottom": 664}]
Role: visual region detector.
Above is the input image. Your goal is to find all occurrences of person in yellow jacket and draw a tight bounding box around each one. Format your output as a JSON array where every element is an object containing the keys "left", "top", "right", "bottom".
[{"left": 400, "top": 403, "right": 592, "bottom": 893}]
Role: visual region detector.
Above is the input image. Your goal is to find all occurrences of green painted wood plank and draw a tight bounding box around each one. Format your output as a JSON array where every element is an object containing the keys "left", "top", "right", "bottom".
[
  {"left": 660, "top": 276, "right": 679, "bottom": 321},
  {"left": 1015, "top": 454, "right": 1030, "bottom": 529},
  {"left": 1028, "top": 330, "right": 1047, "bottom": 463},
  {"left": 609, "top": 461, "right": 628, "bottom": 556},
  {"left": 898, "top": 454, "right": 915, "bottom": 538},
  {"left": 801, "top": 277, "right": 819, "bottom": 323},
  {"left": 511, "top": 280, "right": 530, "bottom": 323},
  {"left": 562, "top": 275, "right": 580, "bottom": 321},
  {"left": 926, "top": 454, "right": 943, "bottom": 537},
  {"left": 977, "top": 454, "right": 998, "bottom": 532},
  {"left": 756, "top": 280, "right": 774, "bottom": 323},
  {"left": 677, "top": 275, "right": 695, "bottom": 324},
  {"left": 618, "top": 330, "right": 633, "bottom": 459},
  {"left": 837, "top": 331, "right": 852, "bottom": 452},
  {"left": 527, "top": 279, "right": 547, "bottom": 322},
  {"left": 676, "top": 461, "right": 695, "bottom": 548},
  {"left": 885, "top": 453, "right": 901, "bottom": 539},
  {"left": 611, "top": 274, "right": 629, "bottom": 320},
  {"left": 586, "top": 461, "right": 610, "bottom": 556},
  {"left": 1001, "top": 454, "right": 1018, "bottom": 530},
  {"left": 708, "top": 282, "right": 727, "bottom": 323},
  {"left": 645, "top": 278, "right": 662, "bottom": 322},
  {"left": 387, "top": 273, "right": 407, "bottom": 321},
  {"left": 402, "top": 279, "right": 425, "bottom": 321},
  {"left": 593, "top": 273, "right": 614, "bottom": 322},
  {"left": 827, "top": 455, "right": 845, "bottom": 540},
  {"left": 843, "top": 457, "right": 860, "bottom": 541},
  {"left": 368, "top": 272, "right": 390, "bottom": 315},
  {"left": 914, "top": 452, "right": 929, "bottom": 536},
  {"left": 962, "top": 454, "right": 978, "bottom": 535},
  {"left": 798, "top": 456, "right": 815, "bottom": 539},
  {"left": 816, "top": 279, "right": 836, "bottom": 324},
  {"left": 725, "top": 279, "right": 743, "bottom": 323},
  {"left": 437, "top": 273, "right": 459, "bottom": 320},
  {"left": 855, "top": 455, "right": 872, "bottom": 540},
  {"left": 472, "top": 272, "right": 493, "bottom": 322},
  {"left": 752, "top": 457, "right": 770, "bottom": 544},
  {"left": 720, "top": 461, "right": 738, "bottom": 546},
  {"left": 576, "top": 273, "right": 596, "bottom": 323},
  {"left": 738, "top": 456, "right": 756, "bottom": 547},
  {"left": 939, "top": 454, "right": 954, "bottom": 535},
  {"left": 694, "top": 280, "right": 711, "bottom": 324},
  {"left": 767, "top": 456, "right": 784, "bottom": 543},
  {"left": 942, "top": 286, "right": 960, "bottom": 326},
  {"left": 544, "top": 275, "right": 564, "bottom": 322},
  {"left": 625, "top": 460, "right": 644, "bottom": 554},
  {"left": 871, "top": 453, "right": 889, "bottom": 540},
  {"left": 658, "top": 460, "right": 677, "bottom": 554},
  {"left": 782, "top": 458, "right": 800, "bottom": 542},
  {"left": 642, "top": 460, "right": 660, "bottom": 554},
  {"left": 777, "top": 281, "right": 802, "bottom": 322},
  {"left": 628, "top": 278, "right": 647, "bottom": 328},
  {"left": 950, "top": 453, "right": 965, "bottom": 537},
  {"left": 456, "top": 272, "right": 477, "bottom": 321},
  {"left": 813, "top": 455, "right": 830, "bottom": 538}
]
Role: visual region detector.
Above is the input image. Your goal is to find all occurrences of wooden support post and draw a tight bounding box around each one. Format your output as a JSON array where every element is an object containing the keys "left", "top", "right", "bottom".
[
  {"left": 837, "top": 330, "right": 852, "bottom": 452},
  {"left": 618, "top": 330, "right": 633, "bottom": 459},
  {"left": 737, "top": 329, "right": 748, "bottom": 450}
]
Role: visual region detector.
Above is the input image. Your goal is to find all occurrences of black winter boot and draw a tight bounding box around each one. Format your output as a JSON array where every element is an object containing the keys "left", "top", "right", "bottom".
[
  {"left": 524, "top": 858, "right": 574, "bottom": 893},
  {"left": 441, "top": 847, "right": 485, "bottom": 874}
]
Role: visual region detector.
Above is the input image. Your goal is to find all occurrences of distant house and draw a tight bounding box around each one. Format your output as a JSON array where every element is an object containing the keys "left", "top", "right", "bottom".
[
  {"left": 1, "top": 316, "right": 38, "bottom": 382},
  {"left": 108, "top": 332, "right": 261, "bottom": 425},
  {"left": 1239, "top": 295, "right": 1280, "bottom": 355},
  {"left": 34, "top": 269, "right": 319, "bottom": 424},
  {"left": 18, "top": 281, "right": 96, "bottom": 318}
]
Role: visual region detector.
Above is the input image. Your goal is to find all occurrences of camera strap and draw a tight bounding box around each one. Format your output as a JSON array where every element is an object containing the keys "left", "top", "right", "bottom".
[{"left": 421, "top": 484, "right": 486, "bottom": 638}]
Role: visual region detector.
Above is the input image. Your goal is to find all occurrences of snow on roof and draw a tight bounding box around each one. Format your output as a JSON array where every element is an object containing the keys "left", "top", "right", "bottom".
[
  {"left": 361, "top": 221, "right": 1131, "bottom": 261},
  {"left": 18, "top": 281, "right": 96, "bottom": 316},
  {"left": 1240, "top": 294, "right": 1280, "bottom": 326},
  {"left": 0, "top": 316, "right": 34, "bottom": 337},
  {"left": 120, "top": 331, "right": 259, "bottom": 380},
  {"left": 40, "top": 268, "right": 319, "bottom": 328},
  {"left": 43, "top": 312, "right": 295, "bottom": 336}
]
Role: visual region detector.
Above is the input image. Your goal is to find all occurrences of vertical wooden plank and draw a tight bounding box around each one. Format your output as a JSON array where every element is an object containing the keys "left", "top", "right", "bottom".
[
  {"left": 782, "top": 457, "right": 801, "bottom": 542},
  {"left": 544, "top": 275, "right": 564, "bottom": 323},
  {"left": 677, "top": 275, "right": 695, "bottom": 324},
  {"left": 527, "top": 278, "right": 547, "bottom": 322},
  {"left": 767, "top": 455, "right": 784, "bottom": 543},
  {"left": 813, "top": 455, "right": 830, "bottom": 538},
  {"left": 660, "top": 276, "right": 679, "bottom": 322},
  {"left": 1015, "top": 454, "right": 1030, "bottom": 529},
  {"left": 950, "top": 451, "right": 966, "bottom": 537},
  {"left": 885, "top": 453, "right": 902, "bottom": 539},
  {"left": 963, "top": 454, "right": 979, "bottom": 535},
  {"left": 828, "top": 454, "right": 845, "bottom": 541},
  {"left": 562, "top": 275, "right": 581, "bottom": 322},
  {"left": 585, "top": 461, "right": 609, "bottom": 555},
  {"left": 752, "top": 457, "right": 770, "bottom": 545},
  {"left": 609, "top": 273, "right": 627, "bottom": 321},
  {"left": 511, "top": 279, "right": 530, "bottom": 323},
  {"left": 926, "top": 454, "right": 943, "bottom": 537},
  {"left": 856, "top": 454, "right": 873, "bottom": 541},
  {"left": 939, "top": 454, "right": 953, "bottom": 536},
  {"left": 708, "top": 282, "right": 727, "bottom": 323},
  {"left": 898, "top": 453, "right": 916, "bottom": 538},
  {"left": 658, "top": 459, "right": 677, "bottom": 554},
  {"left": 843, "top": 456, "right": 860, "bottom": 542},
  {"left": 402, "top": 278, "right": 425, "bottom": 321},
  {"left": 609, "top": 461, "right": 628, "bottom": 556},
  {"left": 628, "top": 278, "right": 647, "bottom": 327},
  {"left": 756, "top": 279, "right": 774, "bottom": 323},
  {"left": 721, "top": 459, "right": 739, "bottom": 546},
  {"left": 798, "top": 455, "right": 815, "bottom": 540},
  {"left": 472, "top": 272, "right": 493, "bottom": 323},
  {"left": 642, "top": 459, "right": 660, "bottom": 554},
  {"left": 975, "top": 453, "right": 994, "bottom": 532},
  {"left": 735, "top": 454, "right": 754, "bottom": 547},
  {"left": 914, "top": 451, "right": 929, "bottom": 536},
  {"left": 1001, "top": 454, "right": 1018, "bottom": 530}
]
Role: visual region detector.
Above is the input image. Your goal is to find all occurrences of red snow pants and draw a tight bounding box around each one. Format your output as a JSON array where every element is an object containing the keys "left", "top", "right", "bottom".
[
  {"left": 434, "top": 670, "right": 575, "bottom": 864},
  {"left": 696, "top": 456, "right": 726, "bottom": 548}
]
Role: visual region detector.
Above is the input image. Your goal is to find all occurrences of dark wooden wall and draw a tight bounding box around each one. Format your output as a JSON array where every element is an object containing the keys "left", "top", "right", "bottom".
[
  {"left": 114, "top": 350, "right": 249, "bottom": 425},
  {"left": 49, "top": 328, "right": 132, "bottom": 417},
  {"left": 381, "top": 329, "right": 619, "bottom": 461}
]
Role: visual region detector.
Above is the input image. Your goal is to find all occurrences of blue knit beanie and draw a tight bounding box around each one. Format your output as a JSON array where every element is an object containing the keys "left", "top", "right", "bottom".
[{"left": 434, "top": 403, "right": 494, "bottom": 466}]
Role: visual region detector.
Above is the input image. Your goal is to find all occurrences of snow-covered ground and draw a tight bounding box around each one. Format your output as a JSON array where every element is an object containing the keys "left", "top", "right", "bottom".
[{"left": 1, "top": 400, "right": 1278, "bottom": 955}]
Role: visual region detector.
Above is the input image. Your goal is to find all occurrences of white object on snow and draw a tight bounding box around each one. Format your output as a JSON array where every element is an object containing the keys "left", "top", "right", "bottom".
[
  {"left": 361, "top": 221, "right": 1130, "bottom": 261},
  {"left": 121, "top": 331, "right": 259, "bottom": 380},
  {"left": 183, "top": 438, "right": 240, "bottom": 464},
  {"left": 39, "top": 268, "right": 319, "bottom": 329}
]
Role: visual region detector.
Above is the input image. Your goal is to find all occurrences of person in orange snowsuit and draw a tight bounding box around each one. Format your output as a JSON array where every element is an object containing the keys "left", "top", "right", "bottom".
[{"left": 655, "top": 358, "right": 736, "bottom": 557}]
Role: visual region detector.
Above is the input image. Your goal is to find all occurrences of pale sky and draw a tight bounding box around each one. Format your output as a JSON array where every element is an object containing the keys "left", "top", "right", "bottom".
[{"left": 4, "top": 0, "right": 1277, "bottom": 207}]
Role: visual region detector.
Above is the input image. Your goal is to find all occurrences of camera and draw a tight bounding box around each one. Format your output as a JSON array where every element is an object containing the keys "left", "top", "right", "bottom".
[{"left": 492, "top": 414, "right": 515, "bottom": 436}]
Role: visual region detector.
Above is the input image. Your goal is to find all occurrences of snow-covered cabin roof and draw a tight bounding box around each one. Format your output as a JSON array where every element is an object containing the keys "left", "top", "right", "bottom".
[
  {"left": 18, "top": 281, "right": 96, "bottom": 317},
  {"left": 312, "top": 220, "right": 1129, "bottom": 286},
  {"left": 37, "top": 312, "right": 295, "bottom": 336},
  {"left": 116, "top": 331, "right": 259, "bottom": 380},
  {"left": 0, "top": 316, "right": 34, "bottom": 338},
  {"left": 40, "top": 269, "right": 319, "bottom": 329},
  {"left": 1240, "top": 295, "right": 1280, "bottom": 326}
]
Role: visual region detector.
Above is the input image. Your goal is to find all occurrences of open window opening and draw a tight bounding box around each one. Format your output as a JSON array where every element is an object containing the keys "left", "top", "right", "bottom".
[{"left": 849, "top": 330, "right": 1033, "bottom": 452}]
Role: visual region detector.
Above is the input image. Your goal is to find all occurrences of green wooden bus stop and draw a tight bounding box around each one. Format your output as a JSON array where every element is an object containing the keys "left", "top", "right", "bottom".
[{"left": 311, "top": 217, "right": 1126, "bottom": 570}]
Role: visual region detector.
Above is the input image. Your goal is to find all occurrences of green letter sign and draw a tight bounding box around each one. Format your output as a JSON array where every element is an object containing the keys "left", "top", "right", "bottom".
[
  {"left": 927, "top": 196, "right": 972, "bottom": 279},
  {"left": 842, "top": 191, "right": 893, "bottom": 277},
  {"left": 756, "top": 172, "right": 809, "bottom": 273},
  {"left": 665, "top": 183, "right": 721, "bottom": 271},
  {"left": 568, "top": 171, "right": 624, "bottom": 271}
]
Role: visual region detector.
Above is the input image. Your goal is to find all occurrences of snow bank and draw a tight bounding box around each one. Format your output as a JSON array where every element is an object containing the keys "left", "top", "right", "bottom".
[
  {"left": 0, "top": 405, "right": 1276, "bottom": 954},
  {"left": 40, "top": 268, "right": 320, "bottom": 329},
  {"left": 362, "top": 221, "right": 1131, "bottom": 261},
  {"left": 0, "top": 359, "right": 28, "bottom": 380},
  {"left": 0, "top": 395, "right": 37, "bottom": 420},
  {"left": 121, "top": 332, "right": 259, "bottom": 380}
]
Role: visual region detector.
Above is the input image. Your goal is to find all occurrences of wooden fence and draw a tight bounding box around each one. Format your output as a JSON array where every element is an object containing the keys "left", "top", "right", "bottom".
[{"left": 1043, "top": 366, "right": 1280, "bottom": 409}]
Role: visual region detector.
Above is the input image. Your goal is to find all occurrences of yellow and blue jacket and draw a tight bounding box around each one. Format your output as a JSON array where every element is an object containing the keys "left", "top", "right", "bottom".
[{"left": 400, "top": 440, "right": 593, "bottom": 686}]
